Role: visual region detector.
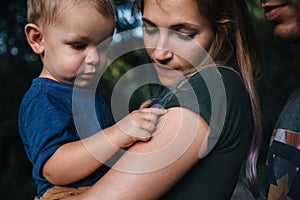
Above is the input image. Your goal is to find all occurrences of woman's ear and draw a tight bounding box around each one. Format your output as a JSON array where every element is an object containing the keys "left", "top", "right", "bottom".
[{"left": 24, "top": 23, "right": 44, "bottom": 55}]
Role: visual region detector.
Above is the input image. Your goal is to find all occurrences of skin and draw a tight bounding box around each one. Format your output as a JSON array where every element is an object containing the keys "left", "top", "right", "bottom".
[
  {"left": 142, "top": 0, "right": 214, "bottom": 86},
  {"left": 67, "top": 108, "right": 210, "bottom": 200},
  {"left": 29, "top": 4, "right": 114, "bottom": 87},
  {"left": 64, "top": 0, "right": 214, "bottom": 199},
  {"left": 262, "top": 0, "right": 300, "bottom": 43},
  {"left": 24, "top": 3, "right": 166, "bottom": 185}
]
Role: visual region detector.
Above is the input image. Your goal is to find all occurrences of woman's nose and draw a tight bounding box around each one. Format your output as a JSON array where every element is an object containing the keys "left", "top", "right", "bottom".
[
  {"left": 152, "top": 31, "right": 173, "bottom": 62},
  {"left": 152, "top": 47, "right": 173, "bottom": 63}
]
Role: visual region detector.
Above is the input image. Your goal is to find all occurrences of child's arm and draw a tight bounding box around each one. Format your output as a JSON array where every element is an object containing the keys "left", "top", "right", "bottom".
[
  {"left": 63, "top": 107, "right": 211, "bottom": 200},
  {"left": 42, "top": 108, "right": 167, "bottom": 185}
]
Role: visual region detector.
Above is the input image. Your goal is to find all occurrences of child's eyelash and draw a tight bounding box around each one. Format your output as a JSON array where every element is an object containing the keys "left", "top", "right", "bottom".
[{"left": 70, "top": 43, "right": 87, "bottom": 50}]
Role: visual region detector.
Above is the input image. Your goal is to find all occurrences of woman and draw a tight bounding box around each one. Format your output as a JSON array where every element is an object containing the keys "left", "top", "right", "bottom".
[{"left": 67, "top": 0, "right": 261, "bottom": 199}]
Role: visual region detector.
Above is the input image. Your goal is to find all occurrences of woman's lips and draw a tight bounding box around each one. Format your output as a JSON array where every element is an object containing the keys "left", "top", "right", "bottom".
[
  {"left": 155, "top": 64, "right": 180, "bottom": 75},
  {"left": 263, "top": 4, "right": 287, "bottom": 21},
  {"left": 157, "top": 64, "right": 175, "bottom": 70}
]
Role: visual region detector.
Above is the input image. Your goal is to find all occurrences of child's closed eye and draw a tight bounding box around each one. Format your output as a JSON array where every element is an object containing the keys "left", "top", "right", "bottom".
[{"left": 70, "top": 42, "right": 87, "bottom": 50}]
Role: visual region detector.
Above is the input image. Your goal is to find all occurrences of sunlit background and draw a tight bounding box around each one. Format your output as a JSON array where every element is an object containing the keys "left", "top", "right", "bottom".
[{"left": 0, "top": 0, "right": 300, "bottom": 199}]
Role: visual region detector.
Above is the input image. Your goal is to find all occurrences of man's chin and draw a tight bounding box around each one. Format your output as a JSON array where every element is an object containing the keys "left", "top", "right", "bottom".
[{"left": 273, "top": 24, "right": 300, "bottom": 44}]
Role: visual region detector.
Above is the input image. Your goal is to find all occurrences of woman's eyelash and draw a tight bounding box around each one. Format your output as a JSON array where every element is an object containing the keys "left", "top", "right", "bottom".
[
  {"left": 144, "top": 27, "right": 159, "bottom": 34},
  {"left": 144, "top": 27, "right": 197, "bottom": 40},
  {"left": 175, "top": 32, "right": 197, "bottom": 40}
]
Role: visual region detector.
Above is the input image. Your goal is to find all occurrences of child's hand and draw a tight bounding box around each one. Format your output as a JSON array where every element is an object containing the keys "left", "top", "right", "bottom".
[
  {"left": 139, "top": 98, "right": 164, "bottom": 109},
  {"left": 107, "top": 108, "right": 167, "bottom": 148},
  {"left": 139, "top": 99, "right": 154, "bottom": 109}
]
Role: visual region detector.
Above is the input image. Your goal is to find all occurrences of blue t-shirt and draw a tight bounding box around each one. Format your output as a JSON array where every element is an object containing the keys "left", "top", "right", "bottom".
[{"left": 18, "top": 78, "right": 113, "bottom": 198}]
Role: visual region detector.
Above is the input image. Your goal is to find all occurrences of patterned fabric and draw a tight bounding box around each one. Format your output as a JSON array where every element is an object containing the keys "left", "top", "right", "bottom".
[
  {"left": 34, "top": 186, "right": 90, "bottom": 200},
  {"left": 266, "top": 89, "right": 300, "bottom": 200}
]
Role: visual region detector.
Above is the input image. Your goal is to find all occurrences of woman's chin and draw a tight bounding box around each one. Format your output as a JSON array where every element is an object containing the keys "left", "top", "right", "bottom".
[{"left": 158, "top": 77, "right": 181, "bottom": 87}]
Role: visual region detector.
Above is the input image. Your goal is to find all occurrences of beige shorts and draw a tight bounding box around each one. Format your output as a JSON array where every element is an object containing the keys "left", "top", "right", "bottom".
[{"left": 34, "top": 186, "right": 90, "bottom": 200}]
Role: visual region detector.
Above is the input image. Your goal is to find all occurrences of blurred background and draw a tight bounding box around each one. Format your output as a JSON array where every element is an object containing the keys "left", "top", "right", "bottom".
[{"left": 0, "top": 0, "right": 300, "bottom": 199}]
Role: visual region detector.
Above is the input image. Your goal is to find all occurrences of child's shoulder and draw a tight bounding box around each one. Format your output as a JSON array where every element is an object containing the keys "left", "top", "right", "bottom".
[{"left": 20, "top": 78, "right": 73, "bottom": 112}]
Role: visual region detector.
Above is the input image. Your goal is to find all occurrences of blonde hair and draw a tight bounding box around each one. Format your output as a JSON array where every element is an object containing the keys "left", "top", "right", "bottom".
[{"left": 27, "top": 0, "right": 115, "bottom": 28}]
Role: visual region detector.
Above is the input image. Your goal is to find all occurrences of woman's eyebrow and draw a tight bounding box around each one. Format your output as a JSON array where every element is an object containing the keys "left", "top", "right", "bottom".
[
  {"left": 169, "top": 23, "right": 201, "bottom": 31},
  {"left": 142, "top": 17, "right": 200, "bottom": 32},
  {"left": 142, "top": 17, "right": 157, "bottom": 27}
]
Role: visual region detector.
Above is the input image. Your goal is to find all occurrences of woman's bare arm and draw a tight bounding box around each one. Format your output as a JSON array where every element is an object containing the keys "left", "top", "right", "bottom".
[{"left": 66, "top": 107, "right": 210, "bottom": 200}]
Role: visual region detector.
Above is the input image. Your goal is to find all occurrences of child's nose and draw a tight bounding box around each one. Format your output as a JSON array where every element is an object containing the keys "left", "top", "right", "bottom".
[{"left": 85, "top": 49, "right": 100, "bottom": 65}]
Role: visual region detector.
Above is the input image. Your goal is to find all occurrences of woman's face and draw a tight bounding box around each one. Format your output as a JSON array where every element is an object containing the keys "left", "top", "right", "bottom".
[{"left": 142, "top": 0, "right": 214, "bottom": 86}]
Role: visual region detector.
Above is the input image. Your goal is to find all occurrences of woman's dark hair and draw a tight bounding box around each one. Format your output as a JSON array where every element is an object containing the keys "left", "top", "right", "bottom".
[
  {"left": 198, "top": 1, "right": 262, "bottom": 198},
  {"left": 136, "top": 0, "right": 262, "bottom": 198}
]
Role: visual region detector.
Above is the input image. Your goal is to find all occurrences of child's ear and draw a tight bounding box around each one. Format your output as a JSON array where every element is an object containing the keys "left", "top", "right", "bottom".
[{"left": 24, "top": 23, "right": 44, "bottom": 55}]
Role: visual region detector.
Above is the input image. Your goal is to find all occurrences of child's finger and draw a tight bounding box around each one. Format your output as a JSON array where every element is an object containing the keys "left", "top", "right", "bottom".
[
  {"left": 143, "top": 112, "right": 159, "bottom": 124},
  {"left": 139, "top": 120, "right": 156, "bottom": 133},
  {"left": 130, "top": 128, "right": 152, "bottom": 141},
  {"left": 140, "top": 107, "right": 168, "bottom": 115},
  {"left": 138, "top": 131, "right": 152, "bottom": 142},
  {"left": 139, "top": 99, "right": 154, "bottom": 109}
]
